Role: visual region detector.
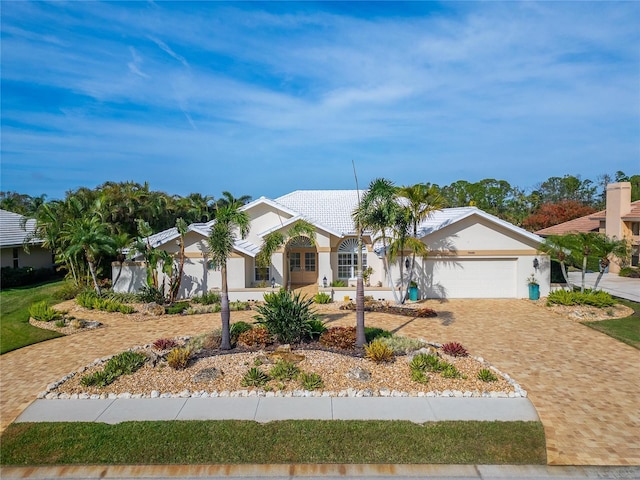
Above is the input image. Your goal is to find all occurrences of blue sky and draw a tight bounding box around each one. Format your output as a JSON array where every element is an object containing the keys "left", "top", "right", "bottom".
[{"left": 1, "top": 1, "right": 638, "bottom": 201}]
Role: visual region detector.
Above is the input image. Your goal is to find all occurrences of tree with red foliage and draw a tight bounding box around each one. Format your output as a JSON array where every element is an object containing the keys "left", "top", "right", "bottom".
[{"left": 522, "top": 200, "right": 597, "bottom": 232}]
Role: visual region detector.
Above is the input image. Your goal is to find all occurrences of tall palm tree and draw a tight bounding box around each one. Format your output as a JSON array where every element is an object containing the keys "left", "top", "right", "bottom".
[
  {"left": 216, "top": 191, "right": 252, "bottom": 209},
  {"left": 60, "top": 216, "right": 116, "bottom": 295},
  {"left": 206, "top": 204, "right": 250, "bottom": 350},
  {"left": 353, "top": 178, "right": 402, "bottom": 303},
  {"left": 256, "top": 220, "right": 316, "bottom": 290},
  {"left": 396, "top": 183, "right": 444, "bottom": 299},
  {"left": 540, "top": 235, "right": 575, "bottom": 289}
]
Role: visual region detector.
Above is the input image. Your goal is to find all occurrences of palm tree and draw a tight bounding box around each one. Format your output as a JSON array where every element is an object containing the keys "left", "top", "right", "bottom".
[
  {"left": 591, "top": 235, "right": 630, "bottom": 290},
  {"left": 216, "top": 191, "right": 252, "bottom": 209},
  {"left": 60, "top": 216, "right": 116, "bottom": 295},
  {"left": 167, "top": 218, "right": 189, "bottom": 303},
  {"left": 206, "top": 204, "right": 250, "bottom": 350},
  {"left": 396, "top": 184, "right": 444, "bottom": 300},
  {"left": 256, "top": 220, "right": 316, "bottom": 290},
  {"left": 540, "top": 235, "right": 575, "bottom": 289},
  {"left": 353, "top": 178, "right": 402, "bottom": 303}
]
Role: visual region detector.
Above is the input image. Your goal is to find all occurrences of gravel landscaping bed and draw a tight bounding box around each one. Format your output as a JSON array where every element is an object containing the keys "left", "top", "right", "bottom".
[{"left": 44, "top": 341, "right": 524, "bottom": 400}]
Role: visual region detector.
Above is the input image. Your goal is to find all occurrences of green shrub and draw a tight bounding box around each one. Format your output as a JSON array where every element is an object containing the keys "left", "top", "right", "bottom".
[
  {"left": 167, "top": 348, "right": 191, "bottom": 370},
  {"left": 307, "top": 319, "right": 327, "bottom": 340},
  {"left": 230, "top": 300, "right": 250, "bottom": 311},
  {"left": 0, "top": 266, "right": 62, "bottom": 289},
  {"left": 319, "top": 326, "right": 356, "bottom": 350},
  {"left": 241, "top": 367, "right": 270, "bottom": 387},
  {"left": 411, "top": 368, "right": 429, "bottom": 384},
  {"left": 379, "top": 336, "right": 426, "bottom": 354},
  {"left": 76, "top": 290, "right": 98, "bottom": 309},
  {"left": 254, "top": 289, "right": 317, "bottom": 344},
  {"left": 137, "top": 286, "right": 165, "bottom": 304},
  {"left": 477, "top": 368, "right": 498, "bottom": 382},
  {"left": 230, "top": 321, "right": 253, "bottom": 344},
  {"left": 364, "top": 327, "right": 392, "bottom": 343},
  {"left": 441, "top": 363, "right": 461, "bottom": 378},
  {"left": 547, "top": 289, "right": 615, "bottom": 308},
  {"left": 185, "top": 304, "right": 221, "bottom": 315},
  {"left": 54, "top": 319, "right": 66, "bottom": 328},
  {"left": 28, "top": 301, "right": 62, "bottom": 322},
  {"left": 313, "top": 292, "right": 332, "bottom": 304},
  {"left": 330, "top": 280, "right": 347, "bottom": 287},
  {"left": 619, "top": 267, "right": 640, "bottom": 278},
  {"left": 53, "top": 282, "right": 83, "bottom": 300},
  {"left": 80, "top": 351, "right": 147, "bottom": 387},
  {"left": 237, "top": 326, "right": 272, "bottom": 348},
  {"left": 165, "top": 301, "right": 190, "bottom": 315},
  {"left": 299, "top": 372, "right": 324, "bottom": 390},
  {"left": 269, "top": 360, "right": 301, "bottom": 381},
  {"left": 364, "top": 339, "right": 395, "bottom": 363},
  {"left": 191, "top": 291, "right": 221, "bottom": 305},
  {"left": 102, "top": 291, "right": 138, "bottom": 303}
]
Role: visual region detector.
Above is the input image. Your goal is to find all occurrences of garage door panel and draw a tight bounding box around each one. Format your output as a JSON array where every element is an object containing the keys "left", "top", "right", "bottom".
[{"left": 422, "top": 258, "right": 516, "bottom": 299}]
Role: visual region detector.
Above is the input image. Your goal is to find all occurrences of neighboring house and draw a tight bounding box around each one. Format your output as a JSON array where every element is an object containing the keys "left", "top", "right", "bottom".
[
  {"left": 0, "top": 209, "right": 54, "bottom": 269},
  {"left": 536, "top": 182, "right": 640, "bottom": 272},
  {"left": 114, "top": 190, "right": 549, "bottom": 300}
]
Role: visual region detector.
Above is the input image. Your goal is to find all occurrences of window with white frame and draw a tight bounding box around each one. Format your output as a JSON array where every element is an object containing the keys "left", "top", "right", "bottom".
[{"left": 337, "top": 238, "right": 367, "bottom": 279}]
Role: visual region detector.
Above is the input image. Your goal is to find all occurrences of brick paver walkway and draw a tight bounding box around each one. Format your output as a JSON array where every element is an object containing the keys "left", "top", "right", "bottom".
[{"left": 1, "top": 299, "right": 638, "bottom": 465}]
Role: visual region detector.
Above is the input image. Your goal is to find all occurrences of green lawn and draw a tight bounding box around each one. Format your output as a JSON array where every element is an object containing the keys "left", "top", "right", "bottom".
[
  {"left": 0, "top": 281, "right": 66, "bottom": 355},
  {"left": 0, "top": 420, "right": 546, "bottom": 465},
  {"left": 582, "top": 299, "right": 640, "bottom": 349}
]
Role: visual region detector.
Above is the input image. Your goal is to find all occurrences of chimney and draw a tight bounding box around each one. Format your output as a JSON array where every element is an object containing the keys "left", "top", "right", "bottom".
[{"left": 605, "top": 182, "right": 632, "bottom": 273}]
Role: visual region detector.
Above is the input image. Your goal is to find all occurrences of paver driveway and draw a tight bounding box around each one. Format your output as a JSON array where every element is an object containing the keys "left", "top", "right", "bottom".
[{"left": 1, "top": 299, "right": 638, "bottom": 465}]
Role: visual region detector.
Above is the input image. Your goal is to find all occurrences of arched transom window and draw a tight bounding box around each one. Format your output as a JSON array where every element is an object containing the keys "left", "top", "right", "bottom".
[{"left": 337, "top": 238, "right": 367, "bottom": 279}]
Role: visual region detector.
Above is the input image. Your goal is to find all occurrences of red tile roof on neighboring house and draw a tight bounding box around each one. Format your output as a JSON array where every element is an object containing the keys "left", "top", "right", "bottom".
[
  {"left": 535, "top": 212, "right": 602, "bottom": 236},
  {"left": 535, "top": 200, "right": 640, "bottom": 236}
]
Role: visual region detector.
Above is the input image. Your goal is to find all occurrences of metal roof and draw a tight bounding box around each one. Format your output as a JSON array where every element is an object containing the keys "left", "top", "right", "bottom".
[{"left": 0, "top": 209, "right": 41, "bottom": 248}]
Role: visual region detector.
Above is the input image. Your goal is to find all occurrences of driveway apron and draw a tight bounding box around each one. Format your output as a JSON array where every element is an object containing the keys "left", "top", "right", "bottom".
[{"left": 1, "top": 299, "right": 638, "bottom": 466}]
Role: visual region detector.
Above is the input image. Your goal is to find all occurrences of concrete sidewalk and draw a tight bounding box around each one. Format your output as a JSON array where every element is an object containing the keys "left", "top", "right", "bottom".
[
  {"left": 15, "top": 396, "right": 540, "bottom": 424},
  {"left": 2, "top": 464, "right": 639, "bottom": 479}
]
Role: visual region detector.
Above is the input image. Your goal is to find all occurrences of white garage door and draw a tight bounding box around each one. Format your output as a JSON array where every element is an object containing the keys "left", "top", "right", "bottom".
[{"left": 422, "top": 258, "right": 517, "bottom": 299}]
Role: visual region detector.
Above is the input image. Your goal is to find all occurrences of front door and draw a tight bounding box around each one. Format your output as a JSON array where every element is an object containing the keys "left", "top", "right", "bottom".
[{"left": 289, "top": 250, "right": 317, "bottom": 286}]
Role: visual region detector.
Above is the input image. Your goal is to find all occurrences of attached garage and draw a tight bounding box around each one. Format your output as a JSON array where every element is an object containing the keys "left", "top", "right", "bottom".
[{"left": 421, "top": 257, "right": 517, "bottom": 299}]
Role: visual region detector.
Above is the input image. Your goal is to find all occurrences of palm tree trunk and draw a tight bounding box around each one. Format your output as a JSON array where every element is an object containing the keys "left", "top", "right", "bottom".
[
  {"left": 220, "top": 262, "right": 231, "bottom": 350},
  {"left": 87, "top": 256, "right": 101, "bottom": 296},
  {"left": 581, "top": 255, "right": 588, "bottom": 293},
  {"left": 355, "top": 233, "right": 366, "bottom": 348}
]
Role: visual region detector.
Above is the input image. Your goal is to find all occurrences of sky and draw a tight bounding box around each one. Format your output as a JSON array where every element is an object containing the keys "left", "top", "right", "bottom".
[{"left": 1, "top": 1, "right": 639, "bottom": 202}]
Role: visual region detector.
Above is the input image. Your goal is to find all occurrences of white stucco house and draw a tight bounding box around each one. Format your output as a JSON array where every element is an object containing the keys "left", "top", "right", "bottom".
[
  {"left": 113, "top": 190, "right": 550, "bottom": 300},
  {"left": 0, "top": 209, "right": 54, "bottom": 270}
]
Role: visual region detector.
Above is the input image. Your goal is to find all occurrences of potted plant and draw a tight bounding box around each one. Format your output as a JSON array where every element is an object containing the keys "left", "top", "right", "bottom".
[
  {"left": 527, "top": 274, "right": 540, "bottom": 300},
  {"left": 408, "top": 281, "right": 419, "bottom": 301}
]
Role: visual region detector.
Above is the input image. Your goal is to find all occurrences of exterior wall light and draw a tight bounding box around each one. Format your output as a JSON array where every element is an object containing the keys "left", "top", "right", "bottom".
[
  {"left": 533, "top": 258, "right": 539, "bottom": 270},
  {"left": 323, "top": 276, "right": 328, "bottom": 288}
]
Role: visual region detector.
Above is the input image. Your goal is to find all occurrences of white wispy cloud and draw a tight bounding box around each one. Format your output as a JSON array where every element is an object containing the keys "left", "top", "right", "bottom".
[
  {"left": 148, "top": 35, "right": 189, "bottom": 68},
  {"left": 127, "top": 47, "right": 149, "bottom": 79}
]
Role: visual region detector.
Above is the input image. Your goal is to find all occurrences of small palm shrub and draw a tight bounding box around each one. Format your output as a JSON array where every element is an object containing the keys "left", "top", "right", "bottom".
[
  {"left": 80, "top": 351, "right": 147, "bottom": 387},
  {"left": 76, "top": 290, "right": 98, "bottom": 308},
  {"left": 330, "top": 280, "right": 347, "bottom": 287},
  {"left": 411, "top": 353, "right": 445, "bottom": 373},
  {"left": 54, "top": 319, "right": 66, "bottom": 328},
  {"left": 269, "top": 360, "right": 300, "bottom": 381},
  {"left": 313, "top": 292, "right": 331, "bottom": 304},
  {"left": 379, "top": 336, "right": 426, "bottom": 354},
  {"left": 319, "top": 326, "right": 356, "bottom": 350},
  {"left": 167, "top": 348, "right": 191, "bottom": 369},
  {"left": 547, "top": 289, "right": 615, "bottom": 308},
  {"left": 237, "top": 326, "right": 273, "bottom": 348},
  {"left": 441, "top": 363, "right": 461, "bottom": 378},
  {"left": 165, "top": 301, "right": 190, "bottom": 315},
  {"left": 581, "top": 290, "right": 615, "bottom": 307},
  {"left": 191, "top": 291, "right": 221, "bottom": 305},
  {"left": 29, "top": 301, "right": 62, "bottom": 322},
  {"left": 241, "top": 367, "right": 270, "bottom": 387},
  {"left": 254, "top": 289, "right": 317, "bottom": 344},
  {"left": 299, "top": 372, "right": 324, "bottom": 390},
  {"left": 102, "top": 291, "right": 138, "bottom": 303},
  {"left": 477, "top": 368, "right": 498, "bottom": 382},
  {"left": 441, "top": 342, "right": 469, "bottom": 357},
  {"left": 307, "top": 318, "right": 327, "bottom": 340},
  {"left": 152, "top": 338, "right": 178, "bottom": 350},
  {"left": 364, "top": 339, "right": 395, "bottom": 363}
]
